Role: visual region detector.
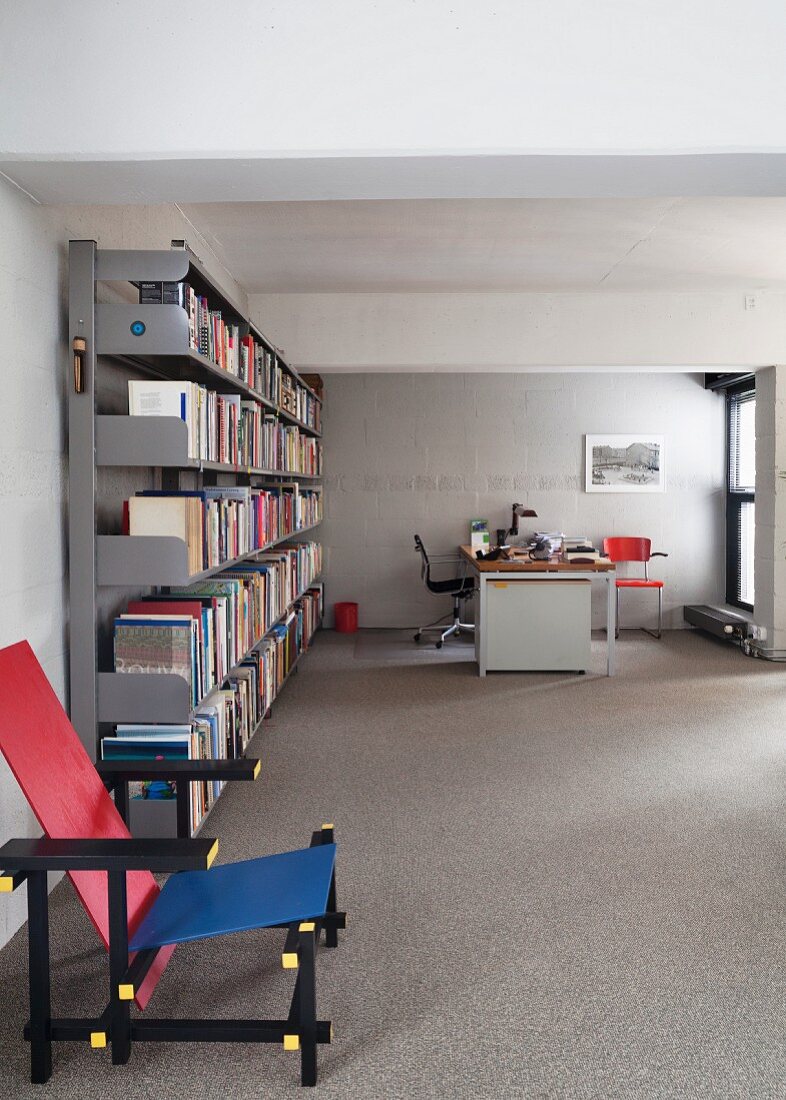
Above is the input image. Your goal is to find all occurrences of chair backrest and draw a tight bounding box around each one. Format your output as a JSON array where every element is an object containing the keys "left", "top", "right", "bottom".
[
  {"left": 603, "top": 537, "right": 652, "bottom": 564},
  {"left": 0, "top": 640, "right": 174, "bottom": 1008},
  {"left": 414, "top": 534, "right": 429, "bottom": 581}
]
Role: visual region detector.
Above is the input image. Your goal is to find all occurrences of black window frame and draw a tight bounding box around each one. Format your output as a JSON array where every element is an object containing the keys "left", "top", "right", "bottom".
[{"left": 725, "top": 379, "right": 755, "bottom": 611}]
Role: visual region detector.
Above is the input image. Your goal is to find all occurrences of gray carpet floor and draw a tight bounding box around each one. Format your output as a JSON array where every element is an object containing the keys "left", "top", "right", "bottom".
[{"left": 1, "top": 628, "right": 785, "bottom": 1098}]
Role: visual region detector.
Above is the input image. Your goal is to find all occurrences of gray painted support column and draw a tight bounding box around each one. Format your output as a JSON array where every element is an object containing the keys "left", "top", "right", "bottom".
[
  {"left": 606, "top": 573, "right": 616, "bottom": 675},
  {"left": 68, "top": 240, "right": 98, "bottom": 757},
  {"left": 753, "top": 365, "right": 786, "bottom": 656}
]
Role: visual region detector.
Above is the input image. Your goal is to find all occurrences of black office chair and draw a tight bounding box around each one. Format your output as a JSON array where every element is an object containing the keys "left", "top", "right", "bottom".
[{"left": 413, "top": 534, "right": 476, "bottom": 648}]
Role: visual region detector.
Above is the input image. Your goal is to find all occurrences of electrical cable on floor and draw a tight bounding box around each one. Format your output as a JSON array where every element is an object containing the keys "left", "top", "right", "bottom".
[{"left": 743, "top": 639, "right": 786, "bottom": 661}]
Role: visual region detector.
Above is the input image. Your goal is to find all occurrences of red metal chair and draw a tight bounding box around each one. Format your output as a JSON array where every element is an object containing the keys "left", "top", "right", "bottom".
[{"left": 603, "top": 537, "right": 669, "bottom": 638}]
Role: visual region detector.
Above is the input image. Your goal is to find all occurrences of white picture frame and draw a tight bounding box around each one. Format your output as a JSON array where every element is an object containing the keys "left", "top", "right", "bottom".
[{"left": 585, "top": 434, "right": 665, "bottom": 493}]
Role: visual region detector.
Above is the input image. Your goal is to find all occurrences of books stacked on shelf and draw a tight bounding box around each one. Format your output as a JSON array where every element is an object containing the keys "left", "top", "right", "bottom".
[
  {"left": 113, "top": 541, "right": 323, "bottom": 706},
  {"left": 128, "top": 380, "right": 323, "bottom": 468},
  {"left": 260, "top": 418, "right": 322, "bottom": 474},
  {"left": 255, "top": 353, "right": 321, "bottom": 431},
  {"left": 106, "top": 574, "right": 323, "bottom": 834},
  {"left": 265, "top": 584, "right": 322, "bottom": 698},
  {"left": 295, "top": 383, "right": 321, "bottom": 433},
  {"left": 114, "top": 608, "right": 204, "bottom": 705},
  {"left": 562, "top": 537, "right": 602, "bottom": 563},
  {"left": 126, "top": 488, "right": 323, "bottom": 573},
  {"left": 100, "top": 724, "right": 218, "bottom": 835},
  {"left": 283, "top": 483, "right": 322, "bottom": 530},
  {"left": 136, "top": 285, "right": 322, "bottom": 433}
]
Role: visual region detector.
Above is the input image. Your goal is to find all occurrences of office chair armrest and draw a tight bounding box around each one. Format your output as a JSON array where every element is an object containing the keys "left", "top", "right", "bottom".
[
  {"left": 650, "top": 552, "right": 669, "bottom": 558},
  {"left": 426, "top": 554, "right": 463, "bottom": 565},
  {"left": 0, "top": 836, "right": 218, "bottom": 873},
  {"left": 97, "top": 758, "right": 260, "bottom": 786}
]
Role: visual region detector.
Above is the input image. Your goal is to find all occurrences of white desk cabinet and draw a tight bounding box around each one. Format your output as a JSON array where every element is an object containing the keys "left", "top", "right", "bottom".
[
  {"left": 458, "top": 546, "right": 616, "bottom": 677},
  {"left": 484, "top": 579, "right": 591, "bottom": 672}
]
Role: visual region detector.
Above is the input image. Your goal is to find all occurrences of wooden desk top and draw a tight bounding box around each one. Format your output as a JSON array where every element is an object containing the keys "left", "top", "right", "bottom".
[{"left": 459, "top": 545, "right": 615, "bottom": 573}]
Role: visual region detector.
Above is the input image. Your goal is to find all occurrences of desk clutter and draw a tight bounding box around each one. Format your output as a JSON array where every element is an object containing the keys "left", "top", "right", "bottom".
[
  {"left": 474, "top": 532, "right": 611, "bottom": 567},
  {"left": 469, "top": 518, "right": 609, "bottom": 565}
]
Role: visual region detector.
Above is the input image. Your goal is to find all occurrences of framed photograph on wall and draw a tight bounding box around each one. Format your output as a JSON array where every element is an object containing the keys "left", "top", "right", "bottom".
[{"left": 585, "top": 434, "right": 665, "bottom": 493}]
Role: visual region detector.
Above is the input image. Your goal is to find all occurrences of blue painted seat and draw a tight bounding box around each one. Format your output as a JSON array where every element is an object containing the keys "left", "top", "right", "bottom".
[{"left": 131, "top": 844, "right": 337, "bottom": 950}]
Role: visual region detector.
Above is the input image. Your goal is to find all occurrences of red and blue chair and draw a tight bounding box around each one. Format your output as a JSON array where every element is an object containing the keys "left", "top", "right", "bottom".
[
  {"left": 603, "top": 537, "right": 669, "bottom": 638},
  {"left": 0, "top": 640, "right": 345, "bottom": 1087}
]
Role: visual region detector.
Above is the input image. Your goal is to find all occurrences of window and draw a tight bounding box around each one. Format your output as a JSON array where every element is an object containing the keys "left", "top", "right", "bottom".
[{"left": 726, "top": 385, "right": 755, "bottom": 609}]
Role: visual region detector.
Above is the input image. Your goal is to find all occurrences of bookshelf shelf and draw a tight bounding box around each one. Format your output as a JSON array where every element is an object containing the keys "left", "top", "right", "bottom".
[
  {"left": 97, "top": 522, "right": 323, "bottom": 587},
  {"left": 67, "top": 241, "right": 325, "bottom": 838},
  {"left": 96, "top": 306, "right": 321, "bottom": 435},
  {"left": 98, "top": 573, "right": 322, "bottom": 724},
  {"left": 96, "top": 415, "right": 323, "bottom": 475},
  {"left": 94, "top": 245, "right": 321, "bottom": 404}
]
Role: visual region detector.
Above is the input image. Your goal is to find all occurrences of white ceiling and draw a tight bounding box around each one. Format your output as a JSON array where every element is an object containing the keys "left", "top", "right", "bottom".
[{"left": 182, "top": 197, "right": 786, "bottom": 293}]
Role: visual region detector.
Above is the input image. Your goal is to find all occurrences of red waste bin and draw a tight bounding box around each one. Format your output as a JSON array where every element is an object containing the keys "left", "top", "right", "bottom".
[{"left": 334, "top": 602, "right": 359, "bottom": 633}]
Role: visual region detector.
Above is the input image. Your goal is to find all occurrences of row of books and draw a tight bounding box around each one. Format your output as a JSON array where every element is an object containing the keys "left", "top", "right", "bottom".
[
  {"left": 113, "top": 542, "right": 323, "bottom": 705},
  {"left": 104, "top": 583, "right": 323, "bottom": 832},
  {"left": 255, "top": 415, "right": 323, "bottom": 473},
  {"left": 127, "top": 488, "right": 323, "bottom": 575},
  {"left": 128, "top": 379, "right": 322, "bottom": 471},
  {"left": 277, "top": 371, "right": 321, "bottom": 432},
  {"left": 138, "top": 282, "right": 321, "bottom": 432}
]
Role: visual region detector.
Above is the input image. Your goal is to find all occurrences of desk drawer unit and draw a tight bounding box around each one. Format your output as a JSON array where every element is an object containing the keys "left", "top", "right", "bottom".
[{"left": 485, "top": 579, "right": 591, "bottom": 672}]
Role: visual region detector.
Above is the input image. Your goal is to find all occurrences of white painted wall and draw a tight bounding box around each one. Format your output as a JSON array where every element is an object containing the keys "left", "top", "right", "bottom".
[
  {"left": 2, "top": 0, "right": 785, "bottom": 159},
  {"left": 0, "top": 179, "right": 246, "bottom": 950},
  {"left": 320, "top": 372, "right": 726, "bottom": 630},
  {"left": 0, "top": 176, "right": 69, "bottom": 950},
  {"left": 250, "top": 291, "right": 786, "bottom": 371}
]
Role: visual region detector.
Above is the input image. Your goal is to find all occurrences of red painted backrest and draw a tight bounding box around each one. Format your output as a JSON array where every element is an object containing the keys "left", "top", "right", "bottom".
[
  {"left": 0, "top": 640, "right": 173, "bottom": 1007},
  {"left": 603, "top": 537, "right": 652, "bottom": 564}
]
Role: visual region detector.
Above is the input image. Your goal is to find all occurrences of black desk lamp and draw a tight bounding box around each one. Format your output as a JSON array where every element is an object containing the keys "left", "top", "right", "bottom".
[{"left": 496, "top": 504, "right": 537, "bottom": 547}]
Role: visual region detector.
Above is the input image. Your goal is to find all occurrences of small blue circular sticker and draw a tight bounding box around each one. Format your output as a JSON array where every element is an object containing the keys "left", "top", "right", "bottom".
[{"left": 130, "top": 320, "right": 146, "bottom": 336}]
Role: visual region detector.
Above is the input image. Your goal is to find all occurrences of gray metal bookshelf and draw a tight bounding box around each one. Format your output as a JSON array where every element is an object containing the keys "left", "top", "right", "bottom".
[{"left": 67, "top": 240, "right": 323, "bottom": 834}]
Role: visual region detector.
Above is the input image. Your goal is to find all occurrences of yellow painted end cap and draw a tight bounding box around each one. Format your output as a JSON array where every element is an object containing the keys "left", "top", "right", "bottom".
[
  {"left": 90, "top": 1031, "right": 107, "bottom": 1049},
  {"left": 321, "top": 823, "right": 334, "bottom": 831},
  {"left": 283, "top": 1033, "right": 300, "bottom": 1051},
  {"left": 281, "top": 951, "right": 298, "bottom": 970},
  {"left": 252, "top": 760, "right": 261, "bottom": 779},
  {"left": 298, "top": 921, "right": 316, "bottom": 933},
  {"left": 118, "top": 983, "right": 134, "bottom": 1001},
  {"left": 330, "top": 1023, "right": 335, "bottom": 1042},
  {"left": 206, "top": 839, "right": 219, "bottom": 868},
  {"left": 0, "top": 876, "right": 13, "bottom": 893}
]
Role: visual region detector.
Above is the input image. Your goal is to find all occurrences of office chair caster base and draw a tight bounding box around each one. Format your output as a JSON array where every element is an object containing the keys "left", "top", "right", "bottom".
[
  {"left": 413, "top": 632, "right": 421, "bottom": 642},
  {"left": 435, "top": 641, "right": 443, "bottom": 649}
]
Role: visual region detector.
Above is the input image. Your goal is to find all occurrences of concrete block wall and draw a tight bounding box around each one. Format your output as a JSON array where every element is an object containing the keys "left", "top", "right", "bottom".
[{"left": 320, "top": 372, "right": 726, "bottom": 630}]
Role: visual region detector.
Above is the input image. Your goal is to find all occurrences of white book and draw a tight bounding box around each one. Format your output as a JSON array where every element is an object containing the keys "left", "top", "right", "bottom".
[
  {"left": 203, "top": 486, "right": 250, "bottom": 501},
  {"left": 127, "top": 380, "right": 199, "bottom": 460},
  {"left": 128, "top": 496, "right": 203, "bottom": 575},
  {"left": 111, "top": 731, "right": 193, "bottom": 741}
]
